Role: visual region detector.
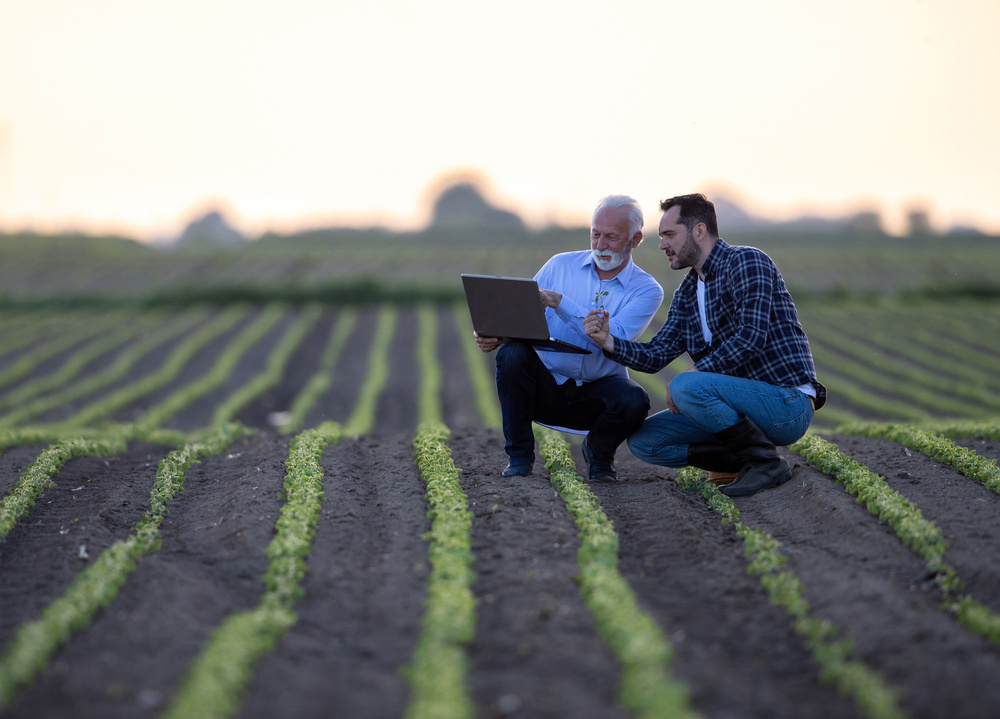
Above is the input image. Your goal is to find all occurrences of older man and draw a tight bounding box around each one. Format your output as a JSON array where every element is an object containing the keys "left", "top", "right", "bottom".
[
  {"left": 475, "top": 194, "right": 663, "bottom": 482},
  {"left": 585, "top": 193, "right": 826, "bottom": 496}
]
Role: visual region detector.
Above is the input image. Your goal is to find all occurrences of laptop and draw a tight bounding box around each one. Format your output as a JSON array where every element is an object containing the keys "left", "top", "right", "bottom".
[{"left": 461, "top": 274, "right": 592, "bottom": 354}]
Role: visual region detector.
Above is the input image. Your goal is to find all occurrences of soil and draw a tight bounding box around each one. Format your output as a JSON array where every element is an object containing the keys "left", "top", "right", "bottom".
[{"left": 2, "top": 306, "right": 1000, "bottom": 718}]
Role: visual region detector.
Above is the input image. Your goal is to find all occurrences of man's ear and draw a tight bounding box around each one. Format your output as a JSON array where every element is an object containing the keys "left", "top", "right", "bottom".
[
  {"left": 631, "top": 231, "right": 643, "bottom": 248},
  {"left": 693, "top": 222, "right": 707, "bottom": 242}
]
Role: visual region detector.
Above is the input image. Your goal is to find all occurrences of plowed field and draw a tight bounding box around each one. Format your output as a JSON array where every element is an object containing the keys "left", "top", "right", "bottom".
[{"left": 2, "top": 306, "right": 999, "bottom": 718}]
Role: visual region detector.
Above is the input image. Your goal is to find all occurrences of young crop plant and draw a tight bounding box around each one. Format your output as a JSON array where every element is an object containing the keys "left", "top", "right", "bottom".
[
  {"left": 406, "top": 421, "right": 476, "bottom": 719},
  {"left": 674, "top": 466, "right": 906, "bottom": 719},
  {"left": 791, "top": 435, "right": 1000, "bottom": 649},
  {"left": 0, "top": 434, "right": 127, "bottom": 541},
  {"left": 0, "top": 423, "right": 251, "bottom": 708},
  {"left": 163, "top": 422, "right": 343, "bottom": 719},
  {"left": 536, "top": 426, "right": 698, "bottom": 719}
]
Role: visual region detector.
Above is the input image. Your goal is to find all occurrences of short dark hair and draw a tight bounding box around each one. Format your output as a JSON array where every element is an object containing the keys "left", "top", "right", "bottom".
[{"left": 659, "top": 193, "right": 719, "bottom": 238}]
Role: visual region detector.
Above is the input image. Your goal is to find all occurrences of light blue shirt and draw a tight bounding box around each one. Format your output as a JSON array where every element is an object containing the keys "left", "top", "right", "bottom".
[{"left": 534, "top": 250, "right": 663, "bottom": 385}]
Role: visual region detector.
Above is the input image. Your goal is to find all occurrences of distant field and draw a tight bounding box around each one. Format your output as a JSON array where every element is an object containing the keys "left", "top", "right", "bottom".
[{"left": 3, "top": 227, "right": 999, "bottom": 304}]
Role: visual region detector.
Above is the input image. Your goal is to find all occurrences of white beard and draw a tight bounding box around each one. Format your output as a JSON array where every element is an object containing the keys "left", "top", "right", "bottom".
[{"left": 592, "top": 247, "right": 630, "bottom": 272}]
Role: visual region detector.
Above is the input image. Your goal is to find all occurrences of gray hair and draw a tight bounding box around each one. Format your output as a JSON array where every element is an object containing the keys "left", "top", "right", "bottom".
[{"left": 592, "top": 195, "right": 643, "bottom": 238}]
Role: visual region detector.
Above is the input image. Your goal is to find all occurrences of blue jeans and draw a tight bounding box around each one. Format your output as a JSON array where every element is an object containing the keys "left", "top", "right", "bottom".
[
  {"left": 495, "top": 341, "right": 650, "bottom": 462},
  {"left": 626, "top": 371, "right": 814, "bottom": 468}
]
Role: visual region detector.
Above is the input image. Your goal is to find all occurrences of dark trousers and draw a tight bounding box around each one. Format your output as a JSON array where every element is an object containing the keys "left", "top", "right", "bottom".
[{"left": 495, "top": 340, "right": 650, "bottom": 462}]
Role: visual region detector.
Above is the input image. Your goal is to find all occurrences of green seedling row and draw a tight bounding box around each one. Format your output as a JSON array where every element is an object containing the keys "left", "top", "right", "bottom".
[
  {"left": 164, "top": 422, "right": 342, "bottom": 719},
  {"left": 0, "top": 312, "right": 122, "bottom": 391},
  {"left": 208, "top": 303, "right": 322, "bottom": 428},
  {"left": 280, "top": 308, "right": 358, "bottom": 434},
  {"left": 536, "top": 426, "right": 698, "bottom": 719},
  {"left": 809, "top": 366, "right": 930, "bottom": 424},
  {"left": 452, "top": 304, "right": 500, "bottom": 429},
  {"left": 807, "top": 312, "right": 1000, "bottom": 398},
  {"left": 406, "top": 307, "right": 475, "bottom": 718},
  {"left": 792, "top": 435, "right": 1000, "bottom": 648},
  {"left": 0, "top": 310, "right": 78, "bottom": 361},
  {"left": 0, "top": 433, "right": 128, "bottom": 542},
  {"left": 673, "top": 466, "right": 906, "bottom": 719},
  {"left": 0, "top": 423, "right": 250, "bottom": 708},
  {"left": 125, "top": 305, "right": 284, "bottom": 436},
  {"left": 808, "top": 337, "right": 998, "bottom": 419},
  {"left": 57, "top": 305, "right": 250, "bottom": 430},
  {"left": 416, "top": 304, "right": 445, "bottom": 427},
  {"left": 342, "top": 306, "right": 397, "bottom": 437},
  {"left": 0, "top": 312, "right": 158, "bottom": 410},
  {"left": 0, "top": 309, "right": 206, "bottom": 428},
  {"left": 920, "top": 418, "right": 1000, "bottom": 442},
  {"left": 835, "top": 421, "right": 1000, "bottom": 494},
  {"left": 406, "top": 422, "right": 477, "bottom": 719}
]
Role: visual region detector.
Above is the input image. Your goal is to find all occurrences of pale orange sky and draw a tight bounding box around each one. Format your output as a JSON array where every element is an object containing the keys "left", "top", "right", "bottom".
[{"left": 1, "top": 0, "right": 998, "bottom": 239}]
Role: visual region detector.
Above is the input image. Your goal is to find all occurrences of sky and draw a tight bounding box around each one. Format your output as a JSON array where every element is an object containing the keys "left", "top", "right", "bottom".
[{"left": 1, "top": 0, "right": 998, "bottom": 240}]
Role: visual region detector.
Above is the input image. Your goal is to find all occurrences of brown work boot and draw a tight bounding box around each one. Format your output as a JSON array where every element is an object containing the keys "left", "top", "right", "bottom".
[{"left": 706, "top": 471, "right": 739, "bottom": 487}]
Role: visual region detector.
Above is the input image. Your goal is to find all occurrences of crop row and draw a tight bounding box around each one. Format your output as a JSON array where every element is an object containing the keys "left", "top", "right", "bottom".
[{"left": 672, "top": 465, "right": 905, "bottom": 719}]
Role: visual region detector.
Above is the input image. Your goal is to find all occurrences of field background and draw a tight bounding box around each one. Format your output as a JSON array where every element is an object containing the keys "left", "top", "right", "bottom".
[
  {"left": 2, "top": 225, "right": 1000, "bottom": 719},
  {"left": 4, "top": 225, "right": 1000, "bottom": 431}
]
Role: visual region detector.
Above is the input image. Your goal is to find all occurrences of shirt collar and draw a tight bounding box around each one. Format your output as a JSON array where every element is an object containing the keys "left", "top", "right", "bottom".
[
  {"left": 581, "top": 251, "right": 636, "bottom": 287},
  {"left": 698, "top": 238, "right": 730, "bottom": 279}
]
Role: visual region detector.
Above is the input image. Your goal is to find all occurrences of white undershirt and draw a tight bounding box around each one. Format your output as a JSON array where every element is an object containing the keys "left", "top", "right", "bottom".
[{"left": 696, "top": 276, "right": 712, "bottom": 345}]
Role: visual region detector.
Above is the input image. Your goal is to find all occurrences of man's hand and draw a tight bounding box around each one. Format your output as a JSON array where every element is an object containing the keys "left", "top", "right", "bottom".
[
  {"left": 539, "top": 289, "right": 562, "bottom": 308},
  {"left": 584, "top": 309, "right": 615, "bottom": 353},
  {"left": 473, "top": 331, "right": 502, "bottom": 353}
]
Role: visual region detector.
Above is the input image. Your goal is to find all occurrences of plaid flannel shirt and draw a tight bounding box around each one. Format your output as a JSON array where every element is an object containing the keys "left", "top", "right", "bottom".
[{"left": 609, "top": 239, "right": 827, "bottom": 409}]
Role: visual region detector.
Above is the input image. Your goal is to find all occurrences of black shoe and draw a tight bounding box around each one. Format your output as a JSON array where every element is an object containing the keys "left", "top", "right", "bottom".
[
  {"left": 581, "top": 438, "right": 618, "bottom": 483},
  {"left": 712, "top": 418, "right": 793, "bottom": 497},
  {"left": 502, "top": 456, "right": 534, "bottom": 478},
  {"left": 720, "top": 457, "right": 792, "bottom": 496}
]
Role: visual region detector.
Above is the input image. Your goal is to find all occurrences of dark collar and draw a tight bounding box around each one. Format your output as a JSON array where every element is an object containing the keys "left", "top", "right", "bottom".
[{"left": 696, "top": 238, "right": 730, "bottom": 281}]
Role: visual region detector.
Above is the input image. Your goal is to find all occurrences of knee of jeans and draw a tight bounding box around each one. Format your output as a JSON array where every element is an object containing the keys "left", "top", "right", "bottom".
[
  {"left": 626, "top": 431, "right": 653, "bottom": 461},
  {"left": 668, "top": 371, "right": 702, "bottom": 408},
  {"left": 627, "top": 429, "right": 685, "bottom": 467}
]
